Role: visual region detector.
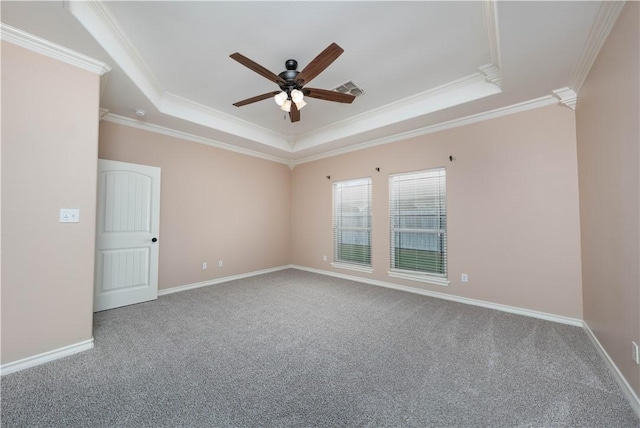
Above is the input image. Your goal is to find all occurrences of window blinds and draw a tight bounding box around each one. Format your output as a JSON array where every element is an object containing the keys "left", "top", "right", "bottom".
[
  {"left": 389, "top": 168, "right": 447, "bottom": 276},
  {"left": 333, "top": 178, "right": 372, "bottom": 267}
]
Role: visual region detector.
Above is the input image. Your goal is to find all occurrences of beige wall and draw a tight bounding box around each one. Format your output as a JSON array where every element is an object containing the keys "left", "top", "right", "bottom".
[
  {"left": 1, "top": 42, "right": 100, "bottom": 364},
  {"left": 576, "top": 2, "right": 640, "bottom": 395},
  {"left": 98, "top": 122, "right": 291, "bottom": 290},
  {"left": 292, "top": 105, "right": 584, "bottom": 319}
]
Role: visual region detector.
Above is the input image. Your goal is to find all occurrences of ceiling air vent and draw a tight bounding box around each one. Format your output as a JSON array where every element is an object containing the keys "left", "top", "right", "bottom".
[{"left": 334, "top": 81, "right": 365, "bottom": 97}]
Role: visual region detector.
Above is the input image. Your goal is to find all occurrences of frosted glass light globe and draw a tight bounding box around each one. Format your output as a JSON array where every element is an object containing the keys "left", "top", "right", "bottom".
[{"left": 274, "top": 91, "right": 288, "bottom": 106}]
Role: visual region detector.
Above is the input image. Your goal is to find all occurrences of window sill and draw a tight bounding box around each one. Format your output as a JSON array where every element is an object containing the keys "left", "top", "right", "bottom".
[
  {"left": 387, "top": 270, "right": 450, "bottom": 287},
  {"left": 331, "top": 262, "right": 373, "bottom": 274}
]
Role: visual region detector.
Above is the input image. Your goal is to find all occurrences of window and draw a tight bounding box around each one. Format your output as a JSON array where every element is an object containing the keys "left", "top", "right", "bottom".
[
  {"left": 332, "top": 178, "right": 372, "bottom": 272},
  {"left": 389, "top": 168, "right": 449, "bottom": 286}
]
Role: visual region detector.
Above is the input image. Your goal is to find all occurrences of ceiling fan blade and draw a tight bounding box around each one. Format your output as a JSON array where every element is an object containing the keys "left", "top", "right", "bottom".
[
  {"left": 304, "top": 88, "right": 355, "bottom": 104},
  {"left": 289, "top": 102, "right": 300, "bottom": 122},
  {"left": 233, "top": 91, "right": 280, "bottom": 107},
  {"left": 230, "top": 53, "right": 286, "bottom": 85},
  {"left": 295, "top": 43, "right": 344, "bottom": 86}
]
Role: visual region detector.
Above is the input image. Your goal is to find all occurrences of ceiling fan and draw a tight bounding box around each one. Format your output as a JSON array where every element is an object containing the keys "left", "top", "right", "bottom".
[{"left": 230, "top": 43, "right": 355, "bottom": 123}]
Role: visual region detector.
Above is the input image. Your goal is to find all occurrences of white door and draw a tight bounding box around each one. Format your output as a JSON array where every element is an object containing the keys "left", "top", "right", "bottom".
[{"left": 94, "top": 159, "right": 161, "bottom": 312}]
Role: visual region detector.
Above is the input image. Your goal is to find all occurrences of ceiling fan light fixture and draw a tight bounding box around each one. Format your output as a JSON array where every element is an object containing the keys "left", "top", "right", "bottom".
[
  {"left": 281, "top": 99, "right": 292, "bottom": 112},
  {"left": 274, "top": 91, "right": 288, "bottom": 106},
  {"left": 291, "top": 89, "right": 304, "bottom": 103},
  {"left": 231, "top": 42, "right": 353, "bottom": 122}
]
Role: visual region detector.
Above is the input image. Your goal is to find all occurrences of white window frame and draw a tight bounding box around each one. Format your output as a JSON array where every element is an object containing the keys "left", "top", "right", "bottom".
[
  {"left": 332, "top": 177, "right": 373, "bottom": 273},
  {"left": 388, "top": 168, "right": 449, "bottom": 286}
]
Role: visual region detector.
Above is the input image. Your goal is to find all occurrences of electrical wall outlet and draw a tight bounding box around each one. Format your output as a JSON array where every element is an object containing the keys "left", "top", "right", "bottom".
[
  {"left": 461, "top": 273, "right": 468, "bottom": 283},
  {"left": 218, "top": 260, "right": 223, "bottom": 268},
  {"left": 633, "top": 342, "right": 639, "bottom": 365},
  {"left": 202, "top": 262, "right": 207, "bottom": 270},
  {"left": 323, "top": 255, "right": 327, "bottom": 262}
]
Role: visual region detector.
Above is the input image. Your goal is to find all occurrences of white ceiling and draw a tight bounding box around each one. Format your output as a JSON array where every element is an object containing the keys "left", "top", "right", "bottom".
[{"left": 1, "top": 1, "right": 613, "bottom": 164}]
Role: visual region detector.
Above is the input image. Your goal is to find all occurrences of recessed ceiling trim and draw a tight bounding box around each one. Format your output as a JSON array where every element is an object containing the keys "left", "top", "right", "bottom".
[
  {"left": 479, "top": 64, "right": 502, "bottom": 88},
  {"left": 162, "top": 92, "right": 291, "bottom": 152},
  {"left": 101, "top": 93, "right": 560, "bottom": 168},
  {"left": 99, "top": 108, "right": 110, "bottom": 121},
  {"left": 66, "top": 0, "right": 288, "bottom": 150},
  {"left": 293, "top": 71, "right": 503, "bottom": 152},
  {"left": 568, "top": 0, "right": 626, "bottom": 93},
  {"left": 102, "top": 113, "right": 291, "bottom": 166},
  {"left": 552, "top": 87, "right": 578, "bottom": 110},
  {"left": 292, "top": 95, "right": 558, "bottom": 166},
  {"left": 64, "top": 1, "right": 163, "bottom": 107},
  {"left": 64, "top": 0, "right": 163, "bottom": 104},
  {"left": 482, "top": 0, "right": 502, "bottom": 71},
  {"left": 66, "top": 0, "right": 507, "bottom": 155},
  {"left": 0, "top": 23, "right": 111, "bottom": 75}
]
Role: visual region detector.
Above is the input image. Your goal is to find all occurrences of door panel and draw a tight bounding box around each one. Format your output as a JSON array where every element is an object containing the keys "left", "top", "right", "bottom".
[
  {"left": 99, "top": 248, "right": 149, "bottom": 291},
  {"left": 95, "top": 159, "right": 161, "bottom": 312}
]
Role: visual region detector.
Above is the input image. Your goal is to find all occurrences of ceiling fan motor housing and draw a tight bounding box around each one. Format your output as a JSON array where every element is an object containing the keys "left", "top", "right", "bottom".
[{"left": 278, "top": 59, "right": 301, "bottom": 95}]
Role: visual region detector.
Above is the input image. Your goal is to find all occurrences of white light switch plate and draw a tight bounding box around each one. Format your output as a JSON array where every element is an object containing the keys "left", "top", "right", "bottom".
[{"left": 60, "top": 208, "right": 80, "bottom": 223}]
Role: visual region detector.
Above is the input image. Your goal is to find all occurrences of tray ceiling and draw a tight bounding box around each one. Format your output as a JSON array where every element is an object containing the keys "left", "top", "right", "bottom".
[{"left": 1, "top": 1, "right": 614, "bottom": 164}]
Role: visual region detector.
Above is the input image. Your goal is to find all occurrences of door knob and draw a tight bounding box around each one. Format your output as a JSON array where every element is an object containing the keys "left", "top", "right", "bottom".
[{"left": 151, "top": 237, "right": 158, "bottom": 243}]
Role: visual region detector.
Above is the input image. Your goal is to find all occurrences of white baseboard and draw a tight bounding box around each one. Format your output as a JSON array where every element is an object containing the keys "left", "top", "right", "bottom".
[
  {"left": 292, "top": 265, "right": 640, "bottom": 416},
  {"left": 583, "top": 322, "right": 640, "bottom": 417},
  {"left": 0, "top": 338, "right": 94, "bottom": 376},
  {"left": 291, "top": 265, "right": 583, "bottom": 327},
  {"left": 2, "top": 267, "right": 637, "bottom": 420},
  {"left": 158, "top": 265, "right": 291, "bottom": 296}
]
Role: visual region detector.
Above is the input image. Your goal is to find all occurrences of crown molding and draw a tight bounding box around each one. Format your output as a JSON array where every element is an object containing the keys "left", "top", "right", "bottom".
[
  {"left": 0, "top": 23, "right": 111, "bottom": 75},
  {"left": 103, "top": 94, "right": 559, "bottom": 168},
  {"left": 293, "top": 71, "right": 503, "bottom": 152},
  {"left": 64, "top": 0, "right": 163, "bottom": 104},
  {"left": 482, "top": 0, "right": 502, "bottom": 70},
  {"left": 161, "top": 92, "right": 290, "bottom": 152},
  {"left": 552, "top": 87, "right": 578, "bottom": 110},
  {"left": 99, "top": 108, "right": 110, "bottom": 121},
  {"left": 66, "top": 0, "right": 289, "bottom": 151},
  {"left": 479, "top": 63, "right": 501, "bottom": 88},
  {"left": 101, "top": 113, "right": 291, "bottom": 166},
  {"left": 292, "top": 95, "right": 558, "bottom": 166},
  {"left": 62, "top": 0, "right": 584, "bottom": 162},
  {"left": 65, "top": 1, "right": 508, "bottom": 156},
  {"left": 568, "top": 0, "right": 626, "bottom": 93}
]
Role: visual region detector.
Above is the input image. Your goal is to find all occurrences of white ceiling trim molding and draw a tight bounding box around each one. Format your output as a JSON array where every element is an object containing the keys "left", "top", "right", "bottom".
[
  {"left": 99, "top": 108, "right": 109, "bottom": 121},
  {"left": 161, "top": 92, "right": 290, "bottom": 152},
  {"left": 482, "top": 0, "right": 502, "bottom": 71},
  {"left": 64, "top": 0, "right": 510, "bottom": 156},
  {"left": 293, "top": 72, "right": 503, "bottom": 152},
  {"left": 292, "top": 95, "right": 558, "bottom": 166},
  {"left": 552, "top": 87, "right": 578, "bottom": 110},
  {"left": 478, "top": 64, "right": 502, "bottom": 88},
  {"left": 66, "top": 0, "right": 288, "bottom": 149},
  {"left": 0, "top": 23, "right": 111, "bottom": 75},
  {"left": 102, "top": 113, "right": 291, "bottom": 166},
  {"left": 568, "top": 0, "right": 626, "bottom": 93},
  {"left": 64, "top": 0, "right": 163, "bottom": 104},
  {"left": 102, "top": 94, "right": 559, "bottom": 168}
]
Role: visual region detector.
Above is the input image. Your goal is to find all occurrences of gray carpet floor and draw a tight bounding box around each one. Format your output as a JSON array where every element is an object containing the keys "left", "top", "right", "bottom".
[{"left": 1, "top": 269, "right": 638, "bottom": 427}]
